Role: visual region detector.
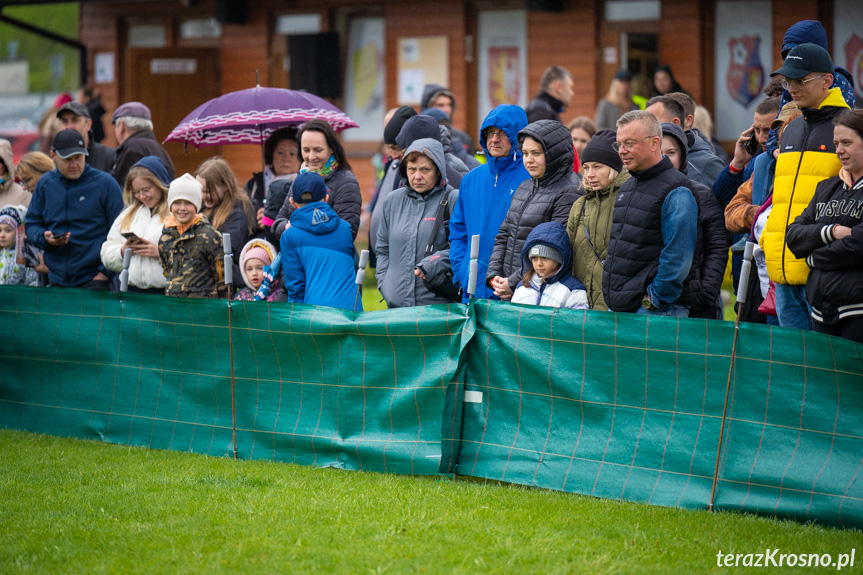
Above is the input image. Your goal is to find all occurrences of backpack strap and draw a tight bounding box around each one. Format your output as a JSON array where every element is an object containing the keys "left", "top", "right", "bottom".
[{"left": 424, "top": 193, "right": 450, "bottom": 257}]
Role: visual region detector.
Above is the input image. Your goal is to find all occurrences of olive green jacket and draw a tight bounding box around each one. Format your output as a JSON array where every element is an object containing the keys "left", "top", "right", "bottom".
[{"left": 566, "top": 169, "right": 630, "bottom": 310}]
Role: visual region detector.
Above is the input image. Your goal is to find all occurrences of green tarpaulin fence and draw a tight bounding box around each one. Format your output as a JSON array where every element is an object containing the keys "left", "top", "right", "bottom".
[{"left": 1, "top": 287, "right": 861, "bottom": 529}]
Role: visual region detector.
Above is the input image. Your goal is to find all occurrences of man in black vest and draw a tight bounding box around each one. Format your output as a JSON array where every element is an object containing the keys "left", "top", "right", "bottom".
[{"left": 602, "top": 110, "right": 698, "bottom": 317}]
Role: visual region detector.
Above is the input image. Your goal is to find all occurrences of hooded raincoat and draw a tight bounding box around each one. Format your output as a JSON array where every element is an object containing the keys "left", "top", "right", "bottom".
[
  {"left": 449, "top": 105, "right": 530, "bottom": 301},
  {"left": 511, "top": 221, "right": 588, "bottom": 309},
  {"left": 0, "top": 140, "right": 31, "bottom": 207},
  {"left": 375, "top": 138, "right": 458, "bottom": 308}
]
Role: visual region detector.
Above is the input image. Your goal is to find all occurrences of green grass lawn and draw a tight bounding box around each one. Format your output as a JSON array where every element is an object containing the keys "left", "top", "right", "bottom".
[{"left": 1, "top": 429, "right": 860, "bottom": 574}]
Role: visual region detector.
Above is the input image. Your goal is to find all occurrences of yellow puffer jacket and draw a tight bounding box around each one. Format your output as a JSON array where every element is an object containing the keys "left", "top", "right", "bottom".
[{"left": 761, "top": 88, "right": 848, "bottom": 285}]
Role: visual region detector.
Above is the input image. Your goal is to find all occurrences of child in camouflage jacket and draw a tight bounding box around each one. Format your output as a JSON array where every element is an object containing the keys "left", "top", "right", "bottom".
[{"left": 158, "top": 174, "right": 228, "bottom": 298}]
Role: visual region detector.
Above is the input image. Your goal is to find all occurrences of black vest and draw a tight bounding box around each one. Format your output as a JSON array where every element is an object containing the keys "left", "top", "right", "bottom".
[{"left": 603, "top": 156, "right": 694, "bottom": 312}]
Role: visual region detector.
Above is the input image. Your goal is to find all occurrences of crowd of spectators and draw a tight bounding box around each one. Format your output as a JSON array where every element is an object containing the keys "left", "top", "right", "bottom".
[{"left": 3, "top": 19, "right": 862, "bottom": 344}]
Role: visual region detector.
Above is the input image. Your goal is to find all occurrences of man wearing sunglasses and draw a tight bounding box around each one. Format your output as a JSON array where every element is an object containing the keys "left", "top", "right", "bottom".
[{"left": 760, "top": 43, "right": 851, "bottom": 331}]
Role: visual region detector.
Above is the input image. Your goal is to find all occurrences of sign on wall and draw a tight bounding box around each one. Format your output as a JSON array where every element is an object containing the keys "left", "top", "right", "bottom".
[
  {"left": 833, "top": 0, "right": 863, "bottom": 105},
  {"left": 714, "top": 1, "right": 772, "bottom": 141},
  {"left": 477, "top": 10, "right": 527, "bottom": 132},
  {"left": 342, "top": 17, "right": 385, "bottom": 141},
  {"left": 397, "top": 36, "right": 448, "bottom": 106}
]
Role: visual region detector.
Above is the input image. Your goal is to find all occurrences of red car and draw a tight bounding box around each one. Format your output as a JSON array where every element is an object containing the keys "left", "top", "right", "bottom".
[{"left": 0, "top": 129, "right": 40, "bottom": 164}]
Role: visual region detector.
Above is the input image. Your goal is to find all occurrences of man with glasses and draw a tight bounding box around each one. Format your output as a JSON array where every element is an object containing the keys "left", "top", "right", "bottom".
[
  {"left": 24, "top": 129, "right": 123, "bottom": 290},
  {"left": 760, "top": 43, "right": 850, "bottom": 330},
  {"left": 602, "top": 110, "right": 698, "bottom": 316},
  {"left": 449, "top": 105, "right": 530, "bottom": 301}
]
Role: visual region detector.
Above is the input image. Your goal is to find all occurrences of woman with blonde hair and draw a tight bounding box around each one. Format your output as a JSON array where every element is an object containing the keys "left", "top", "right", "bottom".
[
  {"left": 194, "top": 156, "right": 255, "bottom": 287},
  {"left": 15, "top": 151, "right": 55, "bottom": 196},
  {"left": 693, "top": 105, "right": 729, "bottom": 164},
  {"left": 100, "top": 156, "right": 171, "bottom": 293},
  {"left": 594, "top": 70, "right": 638, "bottom": 131}
]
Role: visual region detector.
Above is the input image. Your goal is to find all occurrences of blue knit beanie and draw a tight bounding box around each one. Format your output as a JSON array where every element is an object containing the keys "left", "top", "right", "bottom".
[{"left": 132, "top": 155, "right": 171, "bottom": 186}]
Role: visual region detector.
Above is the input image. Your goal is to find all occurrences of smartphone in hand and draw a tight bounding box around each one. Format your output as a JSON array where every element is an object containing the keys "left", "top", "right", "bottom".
[
  {"left": 121, "top": 231, "right": 141, "bottom": 243},
  {"left": 744, "top": 131, "right": 760, "bottom": 156}
]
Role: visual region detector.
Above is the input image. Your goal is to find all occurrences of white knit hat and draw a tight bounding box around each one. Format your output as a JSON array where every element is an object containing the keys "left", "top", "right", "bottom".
[{"left": 167, "top": 173, "right": 202, "bottom": 211}]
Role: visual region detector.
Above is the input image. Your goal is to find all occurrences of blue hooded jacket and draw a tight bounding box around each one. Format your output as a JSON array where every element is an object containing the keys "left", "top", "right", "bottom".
[
  {"left": 448, "top": 105, "right": 530, "bottom": 301},
  {"left": 515, "top": 221, "right": 585, "bottom": 304},
  {"left": 280, "top": 200, "right": 360, "bottom": 311}
]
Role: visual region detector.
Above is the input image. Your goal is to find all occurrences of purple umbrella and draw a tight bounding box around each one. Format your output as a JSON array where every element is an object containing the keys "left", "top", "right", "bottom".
[{"left": 164, "top": 85, "right": 358, "bottom": 148}]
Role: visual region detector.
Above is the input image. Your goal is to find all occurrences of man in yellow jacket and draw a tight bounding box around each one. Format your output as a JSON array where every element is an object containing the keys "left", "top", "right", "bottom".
[{"left": 761, "top": 43, "right": 849, "bottom": 330}]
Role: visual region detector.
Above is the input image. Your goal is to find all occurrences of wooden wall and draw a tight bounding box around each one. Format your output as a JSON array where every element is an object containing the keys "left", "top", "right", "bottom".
[{"left": 527, "top": 0, "right": 599, "bottom": 126}]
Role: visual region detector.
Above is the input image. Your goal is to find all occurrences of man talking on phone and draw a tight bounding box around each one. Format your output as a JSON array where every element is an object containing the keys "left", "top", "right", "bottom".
[
  {"left": 711, "top": 96, "right": 781, "bottom": 208},
  {"left": 25, "top": 129, "right": 124, "bottom": 290}
]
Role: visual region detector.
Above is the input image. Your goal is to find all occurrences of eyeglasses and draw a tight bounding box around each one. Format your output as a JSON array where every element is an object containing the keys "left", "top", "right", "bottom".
[
  {"left": 483, "top": 127, "right": 507, "bottom": 141},
  {"left": 133, "top": 186, "right": 154, "bottom": 197},
  {"left": 612, "top": 135, "right": 654, "bottom": 152},
  {"left": 19, "top": 177, "right": 33, "bottom": 191},
  {"left": 781, "top": 74, "right": 827, "bottom": 90}
]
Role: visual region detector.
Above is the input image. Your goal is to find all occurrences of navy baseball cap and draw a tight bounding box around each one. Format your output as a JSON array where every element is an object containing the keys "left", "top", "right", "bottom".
[
  {"left": 291, "top": 172, "right": 329, "bottom": 204},
  {"left": 51, "top": 129, "right": 89, "bottom": 159},
  {"left": 771, "top": 43, "right": 834, "bottom": 80}
]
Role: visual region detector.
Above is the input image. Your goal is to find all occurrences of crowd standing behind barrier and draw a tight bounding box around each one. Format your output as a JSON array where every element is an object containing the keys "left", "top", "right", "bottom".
[{"left": 4, "top": 20, "right": 863, "bottom": 346}]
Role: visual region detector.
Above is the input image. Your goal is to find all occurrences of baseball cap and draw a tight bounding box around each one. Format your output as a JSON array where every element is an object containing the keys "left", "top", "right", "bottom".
[
  {"left": 291, "top": 172, "right": 329, "bottom": 204},
  {"left": 112, "top": 101, "right": 152, "bottom": 124},
  {"left": 51, "top": 129, "right": 89, "bottom": 159},
  {"left": 56, "top": 101, "right": 90, "bottom": 119},
  {"left": 614, "top": 69, "right": 632, "bottom": 82},
  {"left": 770, "top": 43, "right": 834, "bottom": 80}
]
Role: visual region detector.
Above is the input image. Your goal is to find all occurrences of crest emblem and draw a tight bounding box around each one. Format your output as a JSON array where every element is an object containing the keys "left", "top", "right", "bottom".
[
  {"left": 726, "top": 36, "right": 764, "bottom": 107},
  {"left": 845, "top": 34, "right": 863, "bottom": 101},
  {"left": 311, "top": 207, "right": 330, "bottom": 225}
]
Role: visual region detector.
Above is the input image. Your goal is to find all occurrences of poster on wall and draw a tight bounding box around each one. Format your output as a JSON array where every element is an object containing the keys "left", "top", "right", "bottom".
[
  {"left": 833, "top": 0, "right": 863, "bottom": 105},
  {"left": 342, "top": 18, "right": 385, "bottom": 141},
  {"left": 396, "top": 36, "right": 448, "bottom": 106},
  {"left": 477, "top": 10, "right": 527, "bottom": 132},
  {"left": 714, "top": 1, "right": 772, "bottom": 141}
]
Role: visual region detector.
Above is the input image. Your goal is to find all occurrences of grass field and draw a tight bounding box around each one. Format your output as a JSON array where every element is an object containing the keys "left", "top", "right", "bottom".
[{"left": 1, "top": 429, "right": 860, "bottom": 574}]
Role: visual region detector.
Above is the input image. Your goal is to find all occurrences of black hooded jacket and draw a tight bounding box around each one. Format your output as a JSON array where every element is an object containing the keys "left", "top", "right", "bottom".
[{"left": 487, "top": 120, "right": 582, "bottom": 290}]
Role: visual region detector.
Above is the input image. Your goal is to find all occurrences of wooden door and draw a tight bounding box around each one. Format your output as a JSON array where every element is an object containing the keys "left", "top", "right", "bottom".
[{"left": 127, "top": 48, "right": 222, "bottom": 178}]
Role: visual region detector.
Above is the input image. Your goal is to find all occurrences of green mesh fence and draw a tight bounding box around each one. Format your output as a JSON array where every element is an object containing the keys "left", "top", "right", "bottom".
[
  {"left": 0, "top": 288, "right": 235, "bottom": 455},
  {"left": 228, "top": 300, "right": 473, "bottom": 474},
  {"left": 1, "top": 286, "right": 861, "bottom": 529},
  {"left": 450, "top": 300, "right": 863, "bottom": 529}
]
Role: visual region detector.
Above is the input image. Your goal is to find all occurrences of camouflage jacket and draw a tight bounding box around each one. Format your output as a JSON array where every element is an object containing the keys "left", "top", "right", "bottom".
[{"left": 159, "top": 215, "right": 228, "bottom": 298}]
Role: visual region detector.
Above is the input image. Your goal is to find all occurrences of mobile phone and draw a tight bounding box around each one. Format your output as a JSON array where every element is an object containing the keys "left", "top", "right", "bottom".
[
  {"left": 744, "top": 131, "right": 760, "bottom": 156},
  {"left": 121, "top": 232, "right": 140, "bottom": 243}
]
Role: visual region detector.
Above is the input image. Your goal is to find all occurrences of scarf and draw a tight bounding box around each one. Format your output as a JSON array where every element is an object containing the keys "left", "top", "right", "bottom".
[
  {"left": 263, "top": 166, "right": 298, "bottom": 198},
  {"left": 300, "top": 155, "right": 338, "bottom": 180}
]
